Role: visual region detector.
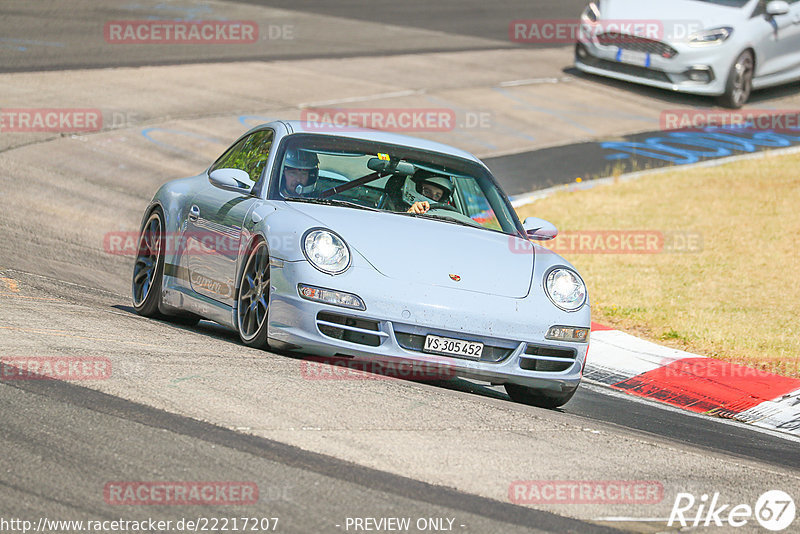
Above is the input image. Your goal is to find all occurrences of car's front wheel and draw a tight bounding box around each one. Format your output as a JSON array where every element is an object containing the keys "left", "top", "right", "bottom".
[
  {"left": 718, "top": 50, "right": 753, "bottom": 109},
  {"left": 237, "top": 239, "right": 270, "bottom": 348},
  {"left": 504, "top": 383, "right": 576, "bottom": 409}
]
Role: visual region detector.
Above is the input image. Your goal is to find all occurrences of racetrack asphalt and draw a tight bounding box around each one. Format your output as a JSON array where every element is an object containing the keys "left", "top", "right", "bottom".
[{"left": 2, "top": 1, "right": 799, "bottom": 532}]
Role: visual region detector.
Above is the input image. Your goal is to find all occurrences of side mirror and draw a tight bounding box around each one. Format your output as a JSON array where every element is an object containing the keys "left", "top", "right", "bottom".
[
  {"left": 208, "top": 168, "right": 252, "bottom": 193},
  {"left": 766, "top": 0, "right": 789, "bottom": 16},
  {"left": 523, "top": 217, "right": 558, "bottom": 241}
]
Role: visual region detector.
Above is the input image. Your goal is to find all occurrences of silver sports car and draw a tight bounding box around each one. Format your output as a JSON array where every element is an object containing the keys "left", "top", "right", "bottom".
[
  {"left": 575, "top": 0, "right": 800, "bottom": 108},
  {"left": 132, "top": 120, "right": 590, "bottom": 408}
]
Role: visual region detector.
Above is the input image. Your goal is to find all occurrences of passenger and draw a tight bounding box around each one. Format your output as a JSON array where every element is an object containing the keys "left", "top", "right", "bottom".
[{"left": 386, "top": 170, "right": 454, "bottom": 214}]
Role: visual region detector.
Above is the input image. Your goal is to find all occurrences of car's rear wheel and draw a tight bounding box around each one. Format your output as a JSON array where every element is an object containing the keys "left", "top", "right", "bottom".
[
  {"left": 504, "top": 383, "right": 576, "bottom": 409},
  {"left": 132, "top": 208, "right": 200, "bottom": 326},
  {"left": 718, "top": 50, "right": 753, "bottom": 109},
  {"left": 237, "top": 239, "right": 270, "bottom": 348},
  {"left": 132, "top": 209, "right": 165, "bottom": 317}
]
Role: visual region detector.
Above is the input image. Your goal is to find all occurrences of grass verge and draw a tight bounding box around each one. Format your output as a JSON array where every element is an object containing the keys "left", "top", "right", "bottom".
[{"left": 515, "top": 151, "right": 800, "bottom": 378}]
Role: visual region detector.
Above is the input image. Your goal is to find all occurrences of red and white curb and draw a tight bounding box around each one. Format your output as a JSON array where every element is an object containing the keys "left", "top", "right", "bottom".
[{"left": 585, "top": 322, "right": 800, "bottom": 437}]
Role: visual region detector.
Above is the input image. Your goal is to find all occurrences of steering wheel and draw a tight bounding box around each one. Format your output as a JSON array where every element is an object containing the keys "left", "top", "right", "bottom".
[{"left": 427, "top": 202, "right": 458, "bottom": 212}]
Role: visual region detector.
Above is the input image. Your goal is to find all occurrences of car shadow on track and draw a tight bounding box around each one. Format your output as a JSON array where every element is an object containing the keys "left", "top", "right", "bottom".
[
  {"left": 111, "top": 305, "right": 521, "bottom": 407},
  {"left": 563, "top": 66, "right": 800, "bottom": 108}
]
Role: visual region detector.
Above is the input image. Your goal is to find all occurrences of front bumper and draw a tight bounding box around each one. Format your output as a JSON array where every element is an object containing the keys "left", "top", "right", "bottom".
[
  {"left": 267, "top": 259, "right": 589, "bottom": 394},
  {"left": 574, "top": 33, "right": 737, "bottom": 97}
]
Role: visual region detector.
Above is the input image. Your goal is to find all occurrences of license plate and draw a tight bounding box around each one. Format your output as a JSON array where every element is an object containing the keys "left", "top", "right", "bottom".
[
  {"left": 423, "top": 335, "right": 484, "bottom": 359},
  {"left": 617, "top": 48, "right": 650, "bottom": 67}
]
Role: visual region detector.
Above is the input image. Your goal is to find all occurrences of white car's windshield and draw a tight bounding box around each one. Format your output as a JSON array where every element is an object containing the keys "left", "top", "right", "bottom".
[{"left": 271, "top": 134, "right": 523, "bottom": 236}]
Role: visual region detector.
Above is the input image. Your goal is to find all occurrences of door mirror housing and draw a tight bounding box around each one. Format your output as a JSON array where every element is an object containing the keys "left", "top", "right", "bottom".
[
  {"left": 523, "top": 217, "right": 558, "bottom": 241},
  {"left": 766, "top": 0, "right": 790, "bottom": 16},
  {"left": 208, "top": 168, "right": 252, "bottom": 193}
]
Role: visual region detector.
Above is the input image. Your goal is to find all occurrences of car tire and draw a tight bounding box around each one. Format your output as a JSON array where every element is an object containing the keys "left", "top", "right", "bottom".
[
  {"left": 504, "top": 383, "right": 576, "bottom": 409},
  {"left": 236, "top": 238, "right": 271, "bottom": 348},
  {"left": 131, "top": 208, "right": 201, "bottom": 326},
  {"left": 132, "top": 208, "right": 167, "bottom": 318},
  {"left": 718, "top": 50, "right": 753, "bottom": 109}
]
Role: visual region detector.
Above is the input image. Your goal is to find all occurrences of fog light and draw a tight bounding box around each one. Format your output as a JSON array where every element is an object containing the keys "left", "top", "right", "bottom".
[
  {"left": 686, "top": 67, "right": 712, "bottom": 83},
  {"left": 298, "top": 284, "right": 365, "bottom": 310},
  {"left": 546, "top": 326, "right": 589, "bottom": 343}
]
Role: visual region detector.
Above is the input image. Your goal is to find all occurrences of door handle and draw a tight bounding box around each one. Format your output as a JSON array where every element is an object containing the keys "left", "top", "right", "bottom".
[{"left": 188, "top": 205, "right": 200, "bottom": 222}]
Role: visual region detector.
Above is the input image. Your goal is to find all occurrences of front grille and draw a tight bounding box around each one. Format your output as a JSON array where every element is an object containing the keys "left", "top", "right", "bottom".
[
  {"left": 394, "top": 332, "right": 512, "bottom": 363},
  {"left": 316, "top": 312, "right": 383, "bottom": 347},
  {"left": 580, "top": 55, "right": 672, "bottom": 83},
  {"left": 596, "top": 33, "right": 678, "bottom": 58},
  {"left": 520, "top": 344, "right": 577, "bottom": 373}
]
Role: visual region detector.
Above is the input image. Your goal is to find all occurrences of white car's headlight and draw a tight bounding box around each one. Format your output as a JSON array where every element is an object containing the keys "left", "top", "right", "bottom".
[
  {"left": 545, "top": 268, "right": 587, "bottom": 312},
  {"left": 302, "top": 229, "right": 350, "bottom": 274},
  {"left": 689, "top": 27, "right": 733, "bottom": 46},
  {"left": 581, "top": 1, "right": 600, "bottom": 24}
]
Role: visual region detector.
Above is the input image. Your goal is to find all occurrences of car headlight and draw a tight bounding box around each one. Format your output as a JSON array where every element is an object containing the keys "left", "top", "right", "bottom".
[
  {"left": 545, "top": 268, "right": 587, "bottom": 312},
  {"left": 581, "top": 1, "right": 600, "bottom": 24},
  {"left": 302, "top": 229, "right": 351, "bottom": 274},
  {"left": 689, "top": 27, "right": 733, "bottom": 46}
]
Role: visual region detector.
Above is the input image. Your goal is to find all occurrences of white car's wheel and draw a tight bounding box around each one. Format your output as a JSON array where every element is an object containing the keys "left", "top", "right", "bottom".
[{"left": 719, "top": 50, "right": 754, "bottom": 109}]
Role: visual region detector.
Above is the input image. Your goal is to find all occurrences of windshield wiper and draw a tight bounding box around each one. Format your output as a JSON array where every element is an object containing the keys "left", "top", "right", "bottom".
[{"left": 285, "top": 197, "right": 379, "bottom": 211}]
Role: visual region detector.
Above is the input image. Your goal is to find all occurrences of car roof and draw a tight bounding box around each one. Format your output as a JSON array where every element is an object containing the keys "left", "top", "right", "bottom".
[{"left": 271, "top": 120, "right": 484, "bottom": 165}]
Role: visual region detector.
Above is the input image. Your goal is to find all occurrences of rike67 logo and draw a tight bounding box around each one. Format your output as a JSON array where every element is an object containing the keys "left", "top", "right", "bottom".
[{"left": 669, "top": 490, "right": 795, "bottom": 531}]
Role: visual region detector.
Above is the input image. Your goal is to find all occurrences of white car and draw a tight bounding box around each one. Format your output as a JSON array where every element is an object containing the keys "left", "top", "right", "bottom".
[{"left": 574, "top": 0, "right": 800, "bottom": 108}]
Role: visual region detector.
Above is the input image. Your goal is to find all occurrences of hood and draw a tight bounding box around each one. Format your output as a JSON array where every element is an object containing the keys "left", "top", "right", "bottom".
[
  {"left": 288, "top": 202, "right": 534, "bottom": 298},
  {"left": 599, "top": 0, "right": 752, "bottom": 41}
]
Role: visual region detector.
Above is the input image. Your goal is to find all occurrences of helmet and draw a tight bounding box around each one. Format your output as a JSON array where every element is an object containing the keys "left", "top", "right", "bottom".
[
  {"left": 284, "top": 148, "right": 319, "bottom": 170},
  {"left": 282, "top": 148, "right": 319, "bottom": 196},
  {"left": 406, "top": 169, "right": 453, "bottom": 204}
]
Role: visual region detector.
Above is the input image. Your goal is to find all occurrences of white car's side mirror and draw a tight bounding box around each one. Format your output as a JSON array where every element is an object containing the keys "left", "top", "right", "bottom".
[
  {"left": 522, "top": 217, "right": 558, "bottom": 241},
  {"left": 766, "top": 0, "right": 790, "bottom": 16}
]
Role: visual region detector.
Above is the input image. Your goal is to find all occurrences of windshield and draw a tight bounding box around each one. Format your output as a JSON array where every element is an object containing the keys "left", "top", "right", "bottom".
[{"left": 269, "top": 134, "right": 523, "bottom": 236}]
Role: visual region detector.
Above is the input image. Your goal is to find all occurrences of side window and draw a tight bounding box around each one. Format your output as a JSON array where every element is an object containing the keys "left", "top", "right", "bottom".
[{"left": 209, "top": 130, "right": 274, "bottom": 183}]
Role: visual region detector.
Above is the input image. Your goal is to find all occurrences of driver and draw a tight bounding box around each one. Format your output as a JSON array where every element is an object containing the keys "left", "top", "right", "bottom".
[
  {"left": 406, "top": 171, "right": 454, "bottom": 214},
  {"left": 280, "top": 148, "right": 319, "bottom": 197}
]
